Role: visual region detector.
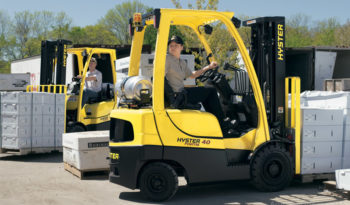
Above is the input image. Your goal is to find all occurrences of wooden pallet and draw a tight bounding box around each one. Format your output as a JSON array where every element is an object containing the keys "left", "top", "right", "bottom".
[
  {"left": 300, "top": 173, "right": 335, "bottom": 183},
  {"left": 64, "top": 162, "right": 109, "bottom": 179},
  {"left": 0, "top": 147, "right": 62, "bottom": 155},
  {"left": 323, "top": 181, "right": 350, "bottom": 199}
]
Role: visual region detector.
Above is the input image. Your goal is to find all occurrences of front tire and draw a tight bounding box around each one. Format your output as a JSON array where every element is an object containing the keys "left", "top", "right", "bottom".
[
  {"left": 250, "top": 143, "right": 293, "bottom": 192},
  {"left": 139, "top": 162, "right": 178, "bottom": 201}
]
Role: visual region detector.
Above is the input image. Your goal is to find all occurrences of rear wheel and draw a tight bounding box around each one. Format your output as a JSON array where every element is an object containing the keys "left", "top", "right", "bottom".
[
  {"left": 139, "top": 162, "right": 178, "bottom": 201},
  {"left": 250, "top": 143, "right": 293, "bottom": 192}
]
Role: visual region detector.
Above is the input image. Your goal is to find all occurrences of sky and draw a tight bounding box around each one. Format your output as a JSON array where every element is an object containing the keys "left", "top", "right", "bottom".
[{"left": 1, "top": 0, "right": 349, "bottom": 27}]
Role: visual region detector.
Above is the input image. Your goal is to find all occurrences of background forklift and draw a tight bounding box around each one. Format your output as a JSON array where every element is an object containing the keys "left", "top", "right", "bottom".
[
  {"left": 108, "top": 9, "right": 300, "bottom": 201},
  {"left": 39, "top": 40, "right": 117, "bottom": 132}
]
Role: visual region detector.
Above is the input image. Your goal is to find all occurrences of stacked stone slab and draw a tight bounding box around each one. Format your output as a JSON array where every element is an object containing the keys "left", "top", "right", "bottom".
[
  {"left": 299, "top": 91, "right": 350, "bottom": 172},
  {"left": 1, "top": 92, "right": 32, "bottom": 149},
  {"left": 0, "top": 91, "right": 66, "bottom": 152},
  {"left": 32, "top": 93, "right": 55, "bottom": 148},
  {"left": 55, "top": 93, "right": 65, "bottom": 148},
  {"left": 300, "top": 108, "right": 343, "bottom": 174}
]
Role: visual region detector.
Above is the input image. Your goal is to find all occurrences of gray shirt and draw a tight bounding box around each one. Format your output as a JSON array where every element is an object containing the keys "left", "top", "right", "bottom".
[
  {"left": 85, "top": 69, "right": 102, "bottom": 92},
  {"left": 165, "top": 54, "right": 192, "bottom": 92}
]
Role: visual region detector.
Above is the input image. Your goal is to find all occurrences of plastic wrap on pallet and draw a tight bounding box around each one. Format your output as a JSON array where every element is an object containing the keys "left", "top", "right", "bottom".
[{"left": 299, "top": 91, "right": 350, "bottom": 109}]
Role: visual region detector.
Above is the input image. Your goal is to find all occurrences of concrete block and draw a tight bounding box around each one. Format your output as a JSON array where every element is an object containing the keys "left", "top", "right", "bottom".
[
  {"left": 343, "top": 141, "right": 350, "bottom": 157},
  {"left": 33, "top": 92, "right": 55, "bottom": 104},
  {"left": 302, "top": 125, "right": 343, "bottom": 142},
  {"left": 55, "top": 104, "right": 66, "bottom": 115},
  {"left": 2, "top": 136, "right": 31, "bottom": 149},
  {"left": 342, "top": 158, "right": 350, "bottom": 169},
  {"left": 31, "top": 126, "right": 43, "bottom": 138},
  {"left": 0, "top": 92, "right": 32, "bottom": 104},
  {"left": 42, "top": 104, "right": 55, "bottom": 115},
  {"left": 62, "top": 131, "right": 109, "bottom": 150},
  {"left": 344, "top": 125, "right": 350, "bottom": 141},
  {"left": 302, "top": 141, "right": 343, "bottom": 158},
  {"left": 301, "top": 157, "right": 341, "bottom": 174},
  {"left": 42, "top": 125, "right": 55, "bottom": 139},
  {"left": 55, "top": 93, "right": 66, "bottom": 105},
  {"left": 32, "top": 104, "right": 42, "bottom": 115},
  {"left": 2, "top": 124, "right": 31, "bottom": 138},
  {"left": 55, "top": 114, "right": 65, "bottom": 128},
  {"left": 63, "top": 146, "right": 109, "bottom": 170},
  {"left": 32, "top": 137, "right": 54, "bottom": 148},
  {"left": 301, "top": 108, "right": 343, "bottom": 126},
  {"left": 32, "top": 115, "right": 43, "bottom": 127},
  {"left": 1, "top": 114, "right": 31, "bottom": 127},
  {"left": 1, "top": 103, "right": 31, "bottom": 115},
  {"left": 43, "top": 115, "right": 54, "bottom": 126}
]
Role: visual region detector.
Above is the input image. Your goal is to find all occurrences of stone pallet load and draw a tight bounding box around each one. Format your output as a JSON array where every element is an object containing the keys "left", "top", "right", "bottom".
[
  {"left": 298, "top": 91, "right": 350, "bottom": 174},
  {"left": 0, "top": 91, "right": 65, "bottom": 154},
  {"left": 62, "top": 131, "right": 109, "bottom": 178}
]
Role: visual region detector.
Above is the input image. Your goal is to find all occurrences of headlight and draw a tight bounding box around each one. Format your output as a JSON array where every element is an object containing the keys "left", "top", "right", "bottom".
[{"left": 116, "top": 76, "right": 152, "bottom": 102}]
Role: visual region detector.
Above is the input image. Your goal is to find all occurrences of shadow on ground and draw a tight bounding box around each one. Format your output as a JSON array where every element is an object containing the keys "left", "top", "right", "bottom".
[
  {"left": 0, "top": 152, "right": 62, "bottom": 163},
  {"left": 119, "top": 180, "right": 346, "bottom": 205}
]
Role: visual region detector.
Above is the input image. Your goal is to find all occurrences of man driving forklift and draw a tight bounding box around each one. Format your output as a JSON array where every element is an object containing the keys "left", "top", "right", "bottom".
[
  {"left": 77, "top": 57, "right": 102, "bottom": 107},
  {"left": 165, "top": 35, "right": 236, "bottom": 137}
]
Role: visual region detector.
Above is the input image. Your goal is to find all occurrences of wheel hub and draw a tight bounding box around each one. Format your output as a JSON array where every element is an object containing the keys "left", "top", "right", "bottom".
[
  {"left": 268, "top": 162, "right": 281, "bottom": 177},
  {"left": 149, "top": 175, "right": 165, "bottom": 192}
]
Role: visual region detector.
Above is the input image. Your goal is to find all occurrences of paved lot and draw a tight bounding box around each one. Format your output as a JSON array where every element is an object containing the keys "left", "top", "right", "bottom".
[{"left": 0, "top": 152, "right": 348, "bottom": 205}]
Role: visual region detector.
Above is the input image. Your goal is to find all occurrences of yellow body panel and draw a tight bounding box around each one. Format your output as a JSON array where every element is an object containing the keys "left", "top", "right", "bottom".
[{"left": 109, "top": 109, "right": 162, "bottom": 147}]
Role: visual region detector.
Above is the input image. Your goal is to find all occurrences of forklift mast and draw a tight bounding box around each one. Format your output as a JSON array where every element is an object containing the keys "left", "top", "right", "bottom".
[
  {"left": 40, "top": 39, "right": 72, "bottom": 85},
  {"left": 243, "top": 17, "right": 286, "bottom": 125}
]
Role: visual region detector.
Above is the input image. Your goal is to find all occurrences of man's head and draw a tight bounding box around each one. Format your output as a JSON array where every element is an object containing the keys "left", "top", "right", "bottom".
[
  {"left": 168, "top": 35, "right": 183, "bottom": 58},
  {"left": 89, "top": 57, "right": 97, "bottom": 71}
]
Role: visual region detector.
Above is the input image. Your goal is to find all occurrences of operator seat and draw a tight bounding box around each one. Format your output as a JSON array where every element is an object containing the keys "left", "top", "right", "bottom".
[
  {"left": 164, "top": 78, "right": 201, "bottom": 110},
  {"left": 87, "top": 83, "right": 114, "bottom": 104}
]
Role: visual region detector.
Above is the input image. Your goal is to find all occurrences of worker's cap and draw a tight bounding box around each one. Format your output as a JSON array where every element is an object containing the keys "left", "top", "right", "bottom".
[{"left": 168, "top": 35, "right": 183, "bottom": 45}]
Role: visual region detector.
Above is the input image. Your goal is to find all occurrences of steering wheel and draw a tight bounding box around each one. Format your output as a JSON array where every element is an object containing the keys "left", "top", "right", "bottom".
[{"left": 198, "top": 69, "right": 214, "bottom": 82}]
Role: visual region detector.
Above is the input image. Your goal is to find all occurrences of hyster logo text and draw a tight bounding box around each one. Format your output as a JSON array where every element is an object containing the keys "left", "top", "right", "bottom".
[
  {"left": 177, "top": 137, "right": 200, "bottom": 146},
  {"left": 277, "top": 24, "right": 284, "bottom": 61}
]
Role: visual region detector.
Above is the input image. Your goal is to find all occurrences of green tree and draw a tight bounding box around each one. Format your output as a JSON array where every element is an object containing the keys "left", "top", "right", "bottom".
[
  {"left": 100, "top": 0, "right": 149, "bottom": 44},
  {"left": 13, "top": 11, "right": 33, "bottom": 58},
  {"left": 84, "top": 24, "right": 120, "bottom": 44},
  {"left": 50, "top": 12, "right": 72, "bottom": 39},
  {"left": 312, "top": 17, "right": 340, "bottom": 46},
  {"left": 285, "top": 14, "right": 313, "bottom": 47},
  {"left": 335, "top": 20, "right": 350, "bottom": 46},
  {"left": 68, "top": 26, "right": 87, "bottom": 44}
]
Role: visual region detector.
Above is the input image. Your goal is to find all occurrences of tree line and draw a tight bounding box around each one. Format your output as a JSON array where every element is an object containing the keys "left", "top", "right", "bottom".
[{"left": 0, "top": 0, "right": 349, "bottom": 73}]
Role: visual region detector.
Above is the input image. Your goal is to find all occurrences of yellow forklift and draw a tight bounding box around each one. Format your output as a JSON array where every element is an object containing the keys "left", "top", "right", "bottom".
[
  {"left": 108, "top": 9, "right": 301, "bottom": 201},
  {"left": 38, "top": 40, "right": 117, "bottom": 132}
]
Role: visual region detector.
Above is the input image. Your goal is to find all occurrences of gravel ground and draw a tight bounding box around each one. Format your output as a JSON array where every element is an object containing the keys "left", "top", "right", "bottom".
[{"left": 0, "top": 152, "right": 348, "bottom": 205}]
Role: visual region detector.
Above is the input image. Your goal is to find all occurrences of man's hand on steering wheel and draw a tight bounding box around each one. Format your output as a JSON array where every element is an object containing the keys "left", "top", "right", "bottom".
[{"left": 208, "top": 61, "right": 218, "bottom": 70}]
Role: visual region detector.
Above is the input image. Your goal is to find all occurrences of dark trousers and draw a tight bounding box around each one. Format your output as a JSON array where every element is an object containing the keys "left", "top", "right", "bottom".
[
  {"left": 81, "top": 89, "right": 98, "bottom": 108},
  {"left": 185, "top": 87, "right": 225, "bottom": 124}
]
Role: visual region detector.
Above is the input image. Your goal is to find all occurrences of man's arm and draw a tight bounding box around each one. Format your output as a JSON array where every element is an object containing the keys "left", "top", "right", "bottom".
[
  {"left": 189, "top": 61, "right": 218, "bottom": 79},
  {"left": 76, "top": 75, "right": 97, "bottom": 81}
]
